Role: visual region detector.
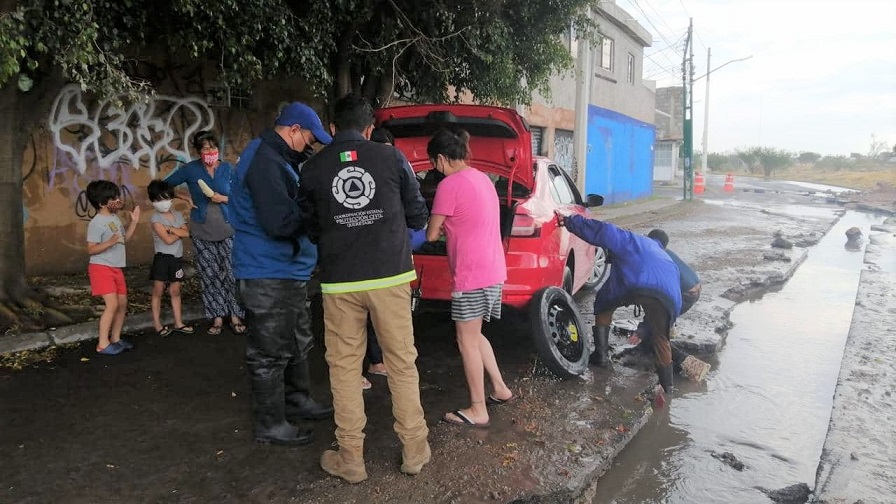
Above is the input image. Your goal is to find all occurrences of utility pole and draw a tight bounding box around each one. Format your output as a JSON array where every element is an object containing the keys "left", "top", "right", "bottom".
[
  {"left": 701, "top": 47, "right": 710, "bottom": 175},
  {"left": 573, "top": 14, "right": 592, "bottom": 194},
  {"left": 681, "top": 19, "right": 694, "bottom": 200}
]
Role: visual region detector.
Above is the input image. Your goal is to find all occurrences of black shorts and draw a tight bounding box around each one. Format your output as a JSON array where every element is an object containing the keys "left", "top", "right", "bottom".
[{"left": 149, "top": 253, "right": 185, "bottom": 283}]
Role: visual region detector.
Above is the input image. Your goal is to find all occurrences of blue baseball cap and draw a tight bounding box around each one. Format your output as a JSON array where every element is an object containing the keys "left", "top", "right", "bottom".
[{"left": 275, "top": 102, "right": 332, "bottom": 144}]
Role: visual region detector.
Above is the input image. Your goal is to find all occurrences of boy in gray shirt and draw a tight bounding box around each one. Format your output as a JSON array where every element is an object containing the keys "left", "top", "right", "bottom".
[
  {"left": 147, "top": 180, "right": 193, "bottom": 337},
  {"left": 86, "top": 180, "right": 140, "bottom": 355}
]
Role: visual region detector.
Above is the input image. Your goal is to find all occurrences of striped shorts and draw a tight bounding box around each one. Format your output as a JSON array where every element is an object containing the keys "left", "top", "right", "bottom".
[{"left": 450, "top": 284, "right": 503, "bottom": 322}]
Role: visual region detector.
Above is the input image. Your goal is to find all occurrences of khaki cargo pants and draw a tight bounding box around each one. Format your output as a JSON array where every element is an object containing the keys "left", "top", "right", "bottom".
[{"left": 322, "top": 283, "right": 428, "bottom": 449}]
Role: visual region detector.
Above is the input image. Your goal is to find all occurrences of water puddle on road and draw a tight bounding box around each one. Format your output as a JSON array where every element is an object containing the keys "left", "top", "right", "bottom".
[{"left": 593, "top": 210, "right": 887, "bottom": 503}]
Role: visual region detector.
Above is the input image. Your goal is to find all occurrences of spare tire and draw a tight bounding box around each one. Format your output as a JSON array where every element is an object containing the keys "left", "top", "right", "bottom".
[{"left": 529, "top": 286, "right": 592, "bottom": 379}]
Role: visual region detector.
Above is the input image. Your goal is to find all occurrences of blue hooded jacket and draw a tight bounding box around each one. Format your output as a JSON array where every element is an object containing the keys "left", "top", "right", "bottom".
[
  {"left": 230, "top": 130, "right": 317, "bottom": 280},
  {"left": 565, "top": 215, "right": 681, "bottom": 320}
]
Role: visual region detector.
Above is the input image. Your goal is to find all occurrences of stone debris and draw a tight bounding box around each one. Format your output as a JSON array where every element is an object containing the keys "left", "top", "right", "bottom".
[
  {"left": 709, "top": 450, "right": 745, "bottom": 471},
  {"left": 763, "top": 251, "right": 791, "bottom": 262},
  {"left": 759, "top": 482, "right": 811, "bottom": 503},
  {"left": 771, "top": 236, "right": 794, "bottom": 249}
]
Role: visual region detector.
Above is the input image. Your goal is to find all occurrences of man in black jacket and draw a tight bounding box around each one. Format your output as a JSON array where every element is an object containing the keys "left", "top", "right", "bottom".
[
  {"left": 230, "top": 102, "right": 335, "bottom": 446},
  {"left": 299, "top": 94, "right": 429, "bottom": 483}
]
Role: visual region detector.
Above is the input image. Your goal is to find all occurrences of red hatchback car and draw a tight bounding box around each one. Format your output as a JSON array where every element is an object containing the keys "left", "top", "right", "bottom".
[{"left": 375, "top": 104, "right": 609, "bottom": 378}]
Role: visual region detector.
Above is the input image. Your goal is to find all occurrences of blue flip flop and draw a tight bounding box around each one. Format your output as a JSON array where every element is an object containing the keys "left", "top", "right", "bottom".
[{"left": 96, "top": 342, "right": 124, "bottom": 355}]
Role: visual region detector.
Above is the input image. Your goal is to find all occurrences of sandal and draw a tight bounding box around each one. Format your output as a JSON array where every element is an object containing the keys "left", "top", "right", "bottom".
[
  {"left": 229, "top": 321, "right": 247, "bottom": 335},
  {"left": 157, "top": 326, "right": 173, "bottom": 338},
  {"left": 207, "top": 324, "right": 223, "bottom": 335},
  {"left": 174, "top": 325, "right": 194, "bottom": 334},
  {"left": 442, "top": 410, "right": 490, "bottom": 429}
]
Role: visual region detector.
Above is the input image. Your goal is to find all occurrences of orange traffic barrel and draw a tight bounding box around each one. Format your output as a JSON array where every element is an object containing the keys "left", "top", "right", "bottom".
[
  {"left": 723, "top": 173, "right": 734, "bottom": 192},
  {"left": 694, "top": 172, "right": 705, "bottom": 195}
]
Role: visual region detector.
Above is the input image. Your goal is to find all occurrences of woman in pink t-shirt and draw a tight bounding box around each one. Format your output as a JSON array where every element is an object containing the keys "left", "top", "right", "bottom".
[{"left": 425, "top": 129, "right": 515, "bottom": 428}]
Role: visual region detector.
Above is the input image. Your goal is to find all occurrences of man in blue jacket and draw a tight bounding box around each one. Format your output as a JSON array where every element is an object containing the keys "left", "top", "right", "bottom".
[
  {"left": 230, "top": 102, "right": 335, "bottom": 445},
  {"left": 556, "top": 212, "right": 681, "bottom": 405},
  {"left": 629, "top": 229, "right": 711, "bottom": 383}
]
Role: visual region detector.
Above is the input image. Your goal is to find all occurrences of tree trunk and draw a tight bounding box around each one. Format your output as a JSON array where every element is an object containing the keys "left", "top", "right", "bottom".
[
  {"left": 0, "top": 77, "right": 73, "bottom": 332},
  {"left": 333, "top": 26, "right": 357, "bottom": 100},
  {"left": 0, "top": 84, "right": 30, "bottom": 304}
]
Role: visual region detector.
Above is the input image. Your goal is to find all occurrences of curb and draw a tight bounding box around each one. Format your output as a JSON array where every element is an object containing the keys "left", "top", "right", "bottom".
[{"left": 0, "top": 305, "right": 204, "bottom": 356}]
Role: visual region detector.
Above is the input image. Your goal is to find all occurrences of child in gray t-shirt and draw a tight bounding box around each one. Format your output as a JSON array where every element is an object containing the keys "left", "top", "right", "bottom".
[
  {"left": 85, "top": 180, "right": 140, "bottom": 355},
  {"left": 147, "top": 180, "right": 193, "bottom": 337}
]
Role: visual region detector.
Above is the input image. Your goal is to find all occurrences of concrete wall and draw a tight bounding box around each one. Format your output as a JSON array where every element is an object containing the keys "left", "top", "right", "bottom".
[
  {"left": 591, "top": 0, "right": 656, "bottom": 124},
  {"left": 22, "top": 75, "right": 320, "bottom": 275},
  {"left": 655, "top": 86, "right": 684, "bottom": 140}
]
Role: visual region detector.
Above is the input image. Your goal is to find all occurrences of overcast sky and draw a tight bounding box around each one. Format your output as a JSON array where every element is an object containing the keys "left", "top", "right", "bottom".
[{"left": 620, "top": 0, "right": 896, "bottom": 156}]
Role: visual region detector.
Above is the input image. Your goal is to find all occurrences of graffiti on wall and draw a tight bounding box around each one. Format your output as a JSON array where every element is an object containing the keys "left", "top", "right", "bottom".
[
  {"left": 553, "top": 129, "right": 574, "bottom": 178},
  {"left": 48, "top": 84, "right": 215, "bottom": 178}
]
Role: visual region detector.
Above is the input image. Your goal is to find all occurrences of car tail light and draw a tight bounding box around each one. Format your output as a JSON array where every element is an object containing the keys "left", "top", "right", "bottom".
[{"left": 511, "top": 214, "right": 541, "bottom": 237}]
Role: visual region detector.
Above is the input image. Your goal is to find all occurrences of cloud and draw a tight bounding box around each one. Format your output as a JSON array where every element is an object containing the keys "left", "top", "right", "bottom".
[{"left": 626, "top": 0, "right": 896, "bottom": 153}]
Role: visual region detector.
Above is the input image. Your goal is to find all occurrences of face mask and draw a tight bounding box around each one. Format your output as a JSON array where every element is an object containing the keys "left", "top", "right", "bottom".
[
  {"left": 152, "top": 200, "right": 173, "bottom": 213},
  {"left": 201, "top": 150, "right": 219, "bottom": 166},
  {"left": 107, "top": 200, "right": 124, "bottom": 212}
]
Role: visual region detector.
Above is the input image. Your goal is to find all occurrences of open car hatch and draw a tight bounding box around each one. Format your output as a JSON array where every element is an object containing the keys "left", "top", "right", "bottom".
[{"left": 374, "top": 105, "right": 535, "bottom": 200}]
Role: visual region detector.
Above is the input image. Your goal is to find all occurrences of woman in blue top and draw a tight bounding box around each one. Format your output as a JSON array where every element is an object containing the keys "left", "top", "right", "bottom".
[{"left": 165, "top": 130, "right": 246, "bottom": 335}]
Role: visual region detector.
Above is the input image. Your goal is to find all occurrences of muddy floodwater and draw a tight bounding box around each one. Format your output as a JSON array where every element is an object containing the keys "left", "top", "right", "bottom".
[{"left": 594, "top": 209, "right": 886, "bottom": 503}]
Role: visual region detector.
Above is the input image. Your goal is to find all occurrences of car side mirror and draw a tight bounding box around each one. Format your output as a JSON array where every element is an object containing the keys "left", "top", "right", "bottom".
[{"left": 586, "top": 194, "right": 604, "bottom": 207}]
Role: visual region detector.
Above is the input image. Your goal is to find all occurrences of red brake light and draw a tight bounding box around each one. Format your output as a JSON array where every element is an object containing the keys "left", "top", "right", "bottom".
[{"left": 511, "top": 214, "right": 541, "bottom": 237}]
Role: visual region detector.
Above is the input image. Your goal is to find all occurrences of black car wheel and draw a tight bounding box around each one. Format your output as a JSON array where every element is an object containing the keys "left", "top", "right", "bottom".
[
  {"left": 583, "top": 247, "right": 610, "bottom": 291},
  {"left": 562, "top": 265, "right": 574, "bottom": 294},
  {"left": 529, "top": 286, "right": 592, "bottom": 379}
]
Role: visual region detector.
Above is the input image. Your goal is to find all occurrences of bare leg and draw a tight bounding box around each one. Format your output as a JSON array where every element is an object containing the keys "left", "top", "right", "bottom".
[
  {"left": 110, "top": 294, "right": 128, "bottom": 343},
  {"left": 448, "top": 317, "right": 490, "bottom": 424},
  {"left": 98, "top": 294, "right": 119, "bottom": 349},
  {"left": 151, "top": 281, "right": 165, "bottom": 331},
  {"left": 169, "top": 282, "right": 183, "bottom": 328},
  {"left": 477, "top": 334, "right": 512, "bottom": 401}
]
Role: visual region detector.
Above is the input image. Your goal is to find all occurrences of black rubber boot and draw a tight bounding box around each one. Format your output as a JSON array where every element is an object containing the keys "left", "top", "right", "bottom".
[
  {"left": 253, "top": 375, "right": 314, "bottom": 446},
  {"left": 589, "top": 325, "right": 611, "bottom": 367},
  {"left": 285, "top": 359, "right": 334, "bottom": 421}
]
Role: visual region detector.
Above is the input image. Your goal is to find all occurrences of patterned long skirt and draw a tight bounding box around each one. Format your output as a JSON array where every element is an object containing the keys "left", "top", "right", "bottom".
[{"left": 191, "top": 237, "right": 245, "bottom": 320}]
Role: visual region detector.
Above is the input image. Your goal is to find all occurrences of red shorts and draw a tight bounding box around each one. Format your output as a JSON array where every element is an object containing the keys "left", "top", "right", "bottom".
[{"left": 88, "top": 264, "right": 127, "bottom": 296}]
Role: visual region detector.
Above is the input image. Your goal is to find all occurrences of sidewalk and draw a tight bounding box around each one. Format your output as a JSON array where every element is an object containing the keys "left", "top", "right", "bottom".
[{"left": 814, "top": 219, "right": 896, "bottom": 502}]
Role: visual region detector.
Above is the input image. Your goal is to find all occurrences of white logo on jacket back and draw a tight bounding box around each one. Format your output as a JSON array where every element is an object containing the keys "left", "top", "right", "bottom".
[{"left": 331, "top": 166, "right": 376, "bottom": 209}]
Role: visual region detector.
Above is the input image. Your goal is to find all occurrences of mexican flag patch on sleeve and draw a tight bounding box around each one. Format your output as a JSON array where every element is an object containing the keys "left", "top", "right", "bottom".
[{"left": 339, "top": 151, "right": 358, "bottom": 162}]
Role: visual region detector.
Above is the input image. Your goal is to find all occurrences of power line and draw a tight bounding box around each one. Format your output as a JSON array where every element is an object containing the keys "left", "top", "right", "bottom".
[
  {"left": 621, "top": 0, "right": 681, "bottom": 56},
  {"left": 675, "top": 0, "right": 708, "bottom": 50},
  {"left": 639, "top": 0, "right": 679, "bottom": 37}
]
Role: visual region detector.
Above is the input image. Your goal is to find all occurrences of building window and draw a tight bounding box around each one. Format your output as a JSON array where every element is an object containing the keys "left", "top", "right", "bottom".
[
  {"left": 627, "top": 53, "right": 635, "bottom": 84},
  {"left": 654, "top": 142, "right": 674, "bottom": 168},
  {"left": 597, "top": 36, "right": 614, "bottom": 71},
  {"left": 531, "top": 126, "right": 544, "bottom": 156}
]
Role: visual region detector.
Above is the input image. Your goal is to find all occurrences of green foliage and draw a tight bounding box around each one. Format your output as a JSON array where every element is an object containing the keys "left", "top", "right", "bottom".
[
  {"left": 707, "top": 152, "right": 733, "bottom": 171},
  {"left": 798, "top": 152, "right": 821, "bottom": 164},
  {"left": 1, "top": 0, "right": 596, "bottom": 106},
  {"left": 1, "top": 0, "right": 333, "bottom": 100},
  {"left": 736, "top": 146, "right": 793, "bottom": 178},
  {"left": 816, "top": 155, "right": 851, "bottom": 170}
]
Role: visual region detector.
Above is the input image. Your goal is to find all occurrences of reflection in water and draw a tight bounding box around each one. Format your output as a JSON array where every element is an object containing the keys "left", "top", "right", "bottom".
[{"left": 594, "top": 211, "right": 885, "bottom": 504}]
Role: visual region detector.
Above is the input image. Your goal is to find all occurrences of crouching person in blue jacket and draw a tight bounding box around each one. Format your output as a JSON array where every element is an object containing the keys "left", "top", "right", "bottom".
[{"left": 556, "top": 211, "right": 681, "bottom": 406}]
